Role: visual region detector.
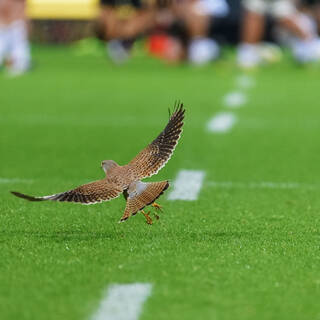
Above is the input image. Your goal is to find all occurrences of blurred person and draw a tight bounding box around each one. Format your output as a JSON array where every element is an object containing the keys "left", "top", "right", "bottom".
[
  {"left": 299, "top": 0, "right": 320, "bottom": 30},
  {"left": 96, "top": 0, "right": 229, "bottom": 65},
  {"left": 237, "top": 0, "right": 320, "bottom": 67},
  {"left": 290, "top": 0, "right": 320, "bottom": 59},
  {"left": 168, "top": 0, "right": 229, "bottom": 64},
  {"left": 315, "top": 0, "right": 320, "bottom": 30},
  {"left": 96, "top": 0, "right": 158, "bottom": 63},
  {"left": 0, "top": 0, "right": 30, "bottom": 75},
  {"left": 276, "top": 6, "right": 320, "bottom": 63},
  {"left": 208, "top": 0, "right": 244, "bottom": 45}
]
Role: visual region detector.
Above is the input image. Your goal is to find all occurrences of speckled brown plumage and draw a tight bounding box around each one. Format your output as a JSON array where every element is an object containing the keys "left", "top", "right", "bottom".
[
  {"left": 127, "top": 102, "right": 185, "bottom": 181},
  {"left": 11, "top": 179, "right": 123, "bottom": 204},
  {"left": 11, "top": 102, "right": 185, "bottom": 222},
  {"left": 120, "top": 181, "right": 169, "bottom": 221}
]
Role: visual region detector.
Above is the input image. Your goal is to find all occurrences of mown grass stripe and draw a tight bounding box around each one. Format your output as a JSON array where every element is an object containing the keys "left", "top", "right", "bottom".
[
  {"left": 167, "top": 170, "right": 205, "bottom": 201},
  {"left": 92, "top": 283, "right": 152, "bottom": 320},
  {"left": 206, "top": 181, "right": 314, "bottom": 190},
  {"left": 0, "top": 178, "right": 33, "bottom": 184}
]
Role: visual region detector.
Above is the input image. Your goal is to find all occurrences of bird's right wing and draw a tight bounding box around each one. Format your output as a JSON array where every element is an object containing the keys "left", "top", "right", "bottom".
[
  {"left": 127, "top": 102, "right": 185, "bottom": 181},
  {"left": 11, "top": 179, "right": 123, "bottom": 205}
]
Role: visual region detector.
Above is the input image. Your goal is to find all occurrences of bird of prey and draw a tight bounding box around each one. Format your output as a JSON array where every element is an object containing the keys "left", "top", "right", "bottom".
[{"left": 11, "top": 103, "right": 185, "bottom": 224}]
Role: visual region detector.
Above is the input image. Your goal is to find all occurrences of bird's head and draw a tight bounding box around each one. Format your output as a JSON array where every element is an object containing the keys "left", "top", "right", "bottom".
[{"left": 101, "top": 160, "right": 118, "bottom": 173}]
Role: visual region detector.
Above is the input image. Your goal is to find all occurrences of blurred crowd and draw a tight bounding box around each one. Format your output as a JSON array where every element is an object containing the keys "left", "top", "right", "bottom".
[{"left": 0, "top": 0, "right": 320, "bottom": 75}]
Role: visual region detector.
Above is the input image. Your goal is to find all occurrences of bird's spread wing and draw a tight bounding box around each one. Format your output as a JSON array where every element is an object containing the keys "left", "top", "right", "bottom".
[
  {"left": 11, "top": 179, "right": 123, "bottom": 205},
  {"left": 128, "top": 102, "right": 185, "bottom": 180}
]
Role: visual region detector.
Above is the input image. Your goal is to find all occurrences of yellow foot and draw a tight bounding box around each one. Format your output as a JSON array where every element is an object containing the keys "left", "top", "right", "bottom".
[
  {"left": 141, "top": 210, "right": 153, "bottom": 225},
  {"left": 152, "top": 202, "right": 163, "bottom": 212}
]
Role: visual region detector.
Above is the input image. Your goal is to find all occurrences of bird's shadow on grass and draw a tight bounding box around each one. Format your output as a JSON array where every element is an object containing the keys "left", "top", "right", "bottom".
[
  {"left": 0, "top": 210, "right": 280, "bottom": 243},
  {"left": 0, "top": 229, "right": 260, "bottom": 244},
  {"left": 0, "top": 230, "right": 123, "bottom": 242}
]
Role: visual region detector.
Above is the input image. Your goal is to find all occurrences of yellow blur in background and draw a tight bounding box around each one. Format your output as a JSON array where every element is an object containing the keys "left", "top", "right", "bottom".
[{"left": 27, "top": 0, "right": 99, "bottom": 20}]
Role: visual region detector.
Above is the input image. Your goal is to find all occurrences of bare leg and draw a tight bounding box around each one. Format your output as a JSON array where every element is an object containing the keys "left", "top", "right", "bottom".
[
  {"left": 0, "top": 0, "right": 30, "bottom": 74},
  {"left": 171, "top": 1, "right": 219, "bottom": 64},
  {"left": 172, "top": 1, "right": 210, "bottom": 39},
  {"left": 238, "top": 10, "right": 265, "bottom": 68},
  {"left": 278, "top": 13, "right": 320, "bottom": 62},
  {"left": 0, "top": 0, "right": 27, "bottom": 24},
  {"left": 315, "top": 5, "right": 320, "bottom": 32},
  {"left": 99, "top": 6, "right": 156, "bottom": 40},
  {"left": 242, "top": 10, "right": 265, "bottom": 43},
  {"left": 278, "top": 16, "right": 311, "bottom": 40}
]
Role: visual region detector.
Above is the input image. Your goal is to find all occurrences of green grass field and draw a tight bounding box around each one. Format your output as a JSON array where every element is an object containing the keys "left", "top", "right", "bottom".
[{"left": 1, "top": 46, "right": 320, "bottom": 320}]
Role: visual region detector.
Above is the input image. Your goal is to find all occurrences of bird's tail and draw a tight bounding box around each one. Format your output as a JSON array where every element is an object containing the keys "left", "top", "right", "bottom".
[
  {"left": 120, "top": 180, "right": 169, "bottom": 222},
  {"left": 11, "top": 191, "right": 50, "bottom": 201}
]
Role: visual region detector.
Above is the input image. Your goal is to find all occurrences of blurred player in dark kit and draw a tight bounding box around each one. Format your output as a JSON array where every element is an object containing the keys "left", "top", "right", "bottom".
[
  {"left": 96, "top": 0, "right": 157, "bottom": 62},
  {"left": 96, "top": 0, "right": 229, "bottom": 65}
]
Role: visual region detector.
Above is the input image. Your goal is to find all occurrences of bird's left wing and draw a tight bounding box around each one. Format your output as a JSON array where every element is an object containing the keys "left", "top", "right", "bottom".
[
  {"left": 11, "top": 179, "right": 123, "bottom": 205},
  {"left": 127, "top": 102, "right": 185, "bottom": 181}
]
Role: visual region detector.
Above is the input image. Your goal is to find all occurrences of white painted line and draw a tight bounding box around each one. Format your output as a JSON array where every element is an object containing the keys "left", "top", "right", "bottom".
[
  {"left": 0, "top": 178, "right": 33, "bottom": 184},
  {"left": 235, "top": 74, "right": 255, "bottom": 89},
  {"left": 92, "top": 283, "right": 152, "bottom": 320},
  {"left": 223, "top": 91, "right": 247, "bottom": 108},
  {"left": 206, "top": 181, "right": 314, "bottom": 190},
  {"left": 207, "top": 112, "right": 237, "bottom": 133},
  {"left": 168, "top": 170, "right": 205, "bottom": 201}
]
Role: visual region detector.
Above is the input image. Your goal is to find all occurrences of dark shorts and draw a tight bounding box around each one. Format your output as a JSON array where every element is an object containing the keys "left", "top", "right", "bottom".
[{"left": 100, "top": 0, "right": 141, "bottom": 7}]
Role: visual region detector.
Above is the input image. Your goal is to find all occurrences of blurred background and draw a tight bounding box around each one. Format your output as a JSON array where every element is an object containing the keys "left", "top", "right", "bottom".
[
  {"left": 1, "top": 2, "right": 320, "bottom": 320},
  {"left": 0, "top": 0, "right": 320, "bottom": 74}
]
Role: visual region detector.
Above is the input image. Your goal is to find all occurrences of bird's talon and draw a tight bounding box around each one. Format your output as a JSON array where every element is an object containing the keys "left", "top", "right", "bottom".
[
  {"left": 154, "top": 214, "right": 160, "bottom": 220},
  {"left": 152, "top": 202, "right": 163, "bottom": 211}
]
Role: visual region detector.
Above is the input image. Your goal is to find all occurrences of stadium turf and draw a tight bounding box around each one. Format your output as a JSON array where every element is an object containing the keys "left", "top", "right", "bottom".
[{"left": 1, "top": 46, "right": 320, "bottom": 320}]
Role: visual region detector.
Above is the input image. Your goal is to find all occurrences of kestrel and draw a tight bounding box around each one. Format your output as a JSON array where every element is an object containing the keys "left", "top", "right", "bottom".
[{"left": 11, "top": 103, "right": 185, "bottom": 224}]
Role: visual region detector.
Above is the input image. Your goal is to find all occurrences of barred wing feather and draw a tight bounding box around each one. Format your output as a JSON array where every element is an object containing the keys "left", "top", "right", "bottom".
[
  {"left": 11, "top": 179, "right": 123, "bottom": 205},
  {"left": 128, "top": 102, "right": 185, "bottom": 180}
]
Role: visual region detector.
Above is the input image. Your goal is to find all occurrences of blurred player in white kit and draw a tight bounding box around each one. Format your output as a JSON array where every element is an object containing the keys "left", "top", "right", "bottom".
[
  {"left": 0, "top": 0, "right": 31, "bottom": 75},
  {"left": 238, "top": 0, "right": 320, "bottom": 67}
]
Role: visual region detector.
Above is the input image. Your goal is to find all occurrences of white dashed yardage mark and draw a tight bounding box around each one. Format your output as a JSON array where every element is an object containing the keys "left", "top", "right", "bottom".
[
  {"left": 235, "top": 74, "right": 255, "bottom": 89},
  {"left": 207, "top": 112, "right": 237, "bottom": 133},
  {"left": 167, "top": 170, "right": 205, "bottom": 201},
  {"left": 91, "top": 283, "right": 152, "bottom": 320},
  {"left": 223, "top": 91, "right": 247, "bottom": 108},
  {"left": 205, "top": 74, "right": 254, "bottom": 134}
]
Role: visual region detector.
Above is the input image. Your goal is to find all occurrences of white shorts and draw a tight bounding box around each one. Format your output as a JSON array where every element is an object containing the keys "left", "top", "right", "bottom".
[
  {"left": 194, "top": 0, "right": 229, "bottom": 18},
  {"left": 243, "top": 0, "right": 296, "bottom": 18}
]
